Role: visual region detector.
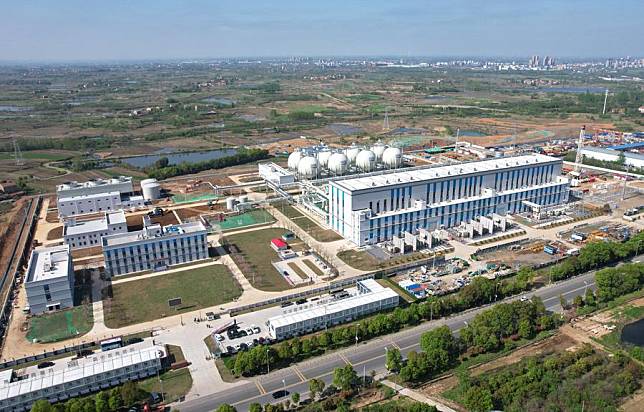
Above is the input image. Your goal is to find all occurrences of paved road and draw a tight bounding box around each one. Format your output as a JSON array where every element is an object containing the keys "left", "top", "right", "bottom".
[{"left": 179, "top": 256, "right": 641, "bottom": 412}]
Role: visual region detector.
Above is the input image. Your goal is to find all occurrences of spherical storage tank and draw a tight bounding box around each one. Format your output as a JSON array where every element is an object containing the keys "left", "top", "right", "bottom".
[
  {"left": 356, "top": 149, "right": 376, "bottom": 172},
  {"left": 297, "top": 156, "right": 319, "bottom": 179},
  {"left": 317, "top": 150, "right": 332, "bottom": 168},
  {"left": 328, "top": 152, "right": 348, "bottom": 175},
  {"left": 287, "top": 150, "right": 303, "bottom": 171},
  {"left": 371, "top": 141, "right": 387, "bottom": 162},
  {"left": 382, "top": 147, "right": 403, "bottom": 168},
  {"left": 345, "top": 144, "right": 362, "bottom": 165}
]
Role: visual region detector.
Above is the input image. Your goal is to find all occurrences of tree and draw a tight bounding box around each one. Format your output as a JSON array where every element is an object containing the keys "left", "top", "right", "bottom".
[
  {"left": 216, "top": 404, "right": 237, "bottom": 412},
  {"left": 463, "top": 386, "right": 493, "bottom": 412},
  {"left": 584, "top": 288, "right": 596, "bottom": 306},
  {"left": 249, "top": 403, "right": 263, "bottom": 412},
  {"left": 518, "top": 319, "right": 534, "bottom": 339},
  {"left": 30, "top": 400, "right": 53, "bottom": 412},
  {"left": 573, "top": 295, "right": 584, "bottom": 307},
  {"left": 291, "top": 392, "right": 300, "bottom": 407},
  {"left": 420, "top": 326, "right": 457, "bottom": 360},
  {"left": 559, "top": 294, "right": 568, "bottom": 310},
  {"left": 385, "top": 347, "right": 403, "bottom": 372},
  {"left": 64, "top": 398, "right": 81, "bottom": 412},
  {"left": 333, "top": 365, "right": 358, "bottom": 392},
  {"left": 309, "top": 378, "right": 325, "bottom": 400},
  {"left": 154, "top": 156, "right": 170, "bottom": 169},
  {"left": 120, "top": 380, "right": 141, "bottom": 406},
  {"left": 94, "top": 391, "right": 109, "bottom": 412},
  {"left": 108, "top": 387, "right": 122, "bottom": 411}
]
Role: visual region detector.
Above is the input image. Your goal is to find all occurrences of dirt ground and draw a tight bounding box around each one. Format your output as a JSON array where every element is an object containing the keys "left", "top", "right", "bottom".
[{"left": 46, "top": 226, "right": 63, "bottom": 240}]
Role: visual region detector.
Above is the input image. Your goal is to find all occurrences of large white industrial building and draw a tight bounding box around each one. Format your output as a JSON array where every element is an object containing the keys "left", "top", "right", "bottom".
[
  {"left": 63, "top": 210, "right": 128, "bottom": 249},
  {"left": 580, "top": 146, "right": 644, "bottom": 170},
  {"left": 266, "top": 279, "right": 399, "bottom": 340},
  {"left": 0, "top": 344, "right": 165, "bottom": 412},
  {"left": 56, "top": 177, "right": 134, "bottom": 200},
  {"left": 57, "top": 192, "right": 145, "bottom": 218},
  {"left": 24, "top": 245, "right": 74, "bottom": 315},
  {"left": 102, "top": 218, "right": 208, "bottom": 276},
  {"left": 328, "top": 154, "right": 570, "bottom": 246}
]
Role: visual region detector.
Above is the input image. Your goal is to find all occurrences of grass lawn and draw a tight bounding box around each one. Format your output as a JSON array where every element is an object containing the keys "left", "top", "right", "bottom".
[
  {"left": 287, "top": 261, "right": 308, "bottom": 281},
  {"left": 138, "top": 368, "right": 192, "bottom": 403},
  {"left": 303, "top": 259, "right": 325, "bottom": 277},
  {"left": 337, "top": 249, "right": 432, "bottom": 271},
  {"left": 0, "top": 151, "right": 72, "bottom": 161},
  {"left": 103, "top": 264, "right": 242, "bottom": 328},
  {"left": 26, "top": 305, "right": 94, "bottom": 343},
  {"left": 217, "top": 209, "right": 275, "bottom": 231},
  {"left": 224, "top": 228, "right": 294, "bottom": 291},
  {"left": 273, "top": 203, "right": 342, "bottom": 242}
]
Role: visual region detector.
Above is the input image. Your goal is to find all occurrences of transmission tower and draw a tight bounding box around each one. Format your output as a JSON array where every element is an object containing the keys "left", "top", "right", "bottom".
[
  {"left": 602, "top": 89, "right": 609, "bottom": 115},
  {"left": 13, "top": 137, "right": 24, "bottom": 166},
  {"left": 383, "top": 110, "right": 390, "bottom": 131},
  {"left": 574, "top": 126, "right": 585, "bottom": 172},
  {"left": 454, "top": 128, "right": 460, "bottom": 148}
]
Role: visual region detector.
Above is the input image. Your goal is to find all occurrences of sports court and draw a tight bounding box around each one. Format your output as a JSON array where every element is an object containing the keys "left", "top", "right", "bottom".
[
  {"left": 171, "top": 192, "right": 219, "bottom": 204},
  {"left": 207, "top": 209, "right": 275, "bottom": 231}
]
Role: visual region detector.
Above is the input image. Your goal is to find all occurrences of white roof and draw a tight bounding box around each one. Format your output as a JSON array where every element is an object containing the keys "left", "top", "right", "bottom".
[
  {"left": 332, "top": 154, "right": 560, "bottom": 192},
  {"left": 56, "top": 176, "right": 132, "bottom": 192},
  {"left": 0, "top": 345, "right": 164, "bottom": 402},
  {"left": 103, "top": 221, "right": 206, "bottom": 247},
  {"left": 582, "top": 146, "right": 644, "bottom": 161},
  {"left": 64, "top": 211, "right": 126, "bottom": 236},
  {"left": 26, "top": 245, "right": 70, "bottom": 283},
  {"left": 58, "top": 191, "right": 120, "bottom": 203},
  {"left": 268, "top": 284, "right": 398, "bottom": 329}
]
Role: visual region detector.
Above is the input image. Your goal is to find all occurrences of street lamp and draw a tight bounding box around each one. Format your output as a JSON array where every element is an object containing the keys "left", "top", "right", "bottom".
[
  {"left": 355, "top": 323, "right": 360, "bottom": 347},
  {"left": 266, "top": 347, "right": 270, "bottom": 374},
  {"left": 282, "top": 378, "right": 286, "bottom": 394}
]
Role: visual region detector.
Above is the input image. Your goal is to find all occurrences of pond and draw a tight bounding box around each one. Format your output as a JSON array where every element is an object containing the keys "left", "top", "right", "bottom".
[
  {"left": 120, "top": 148, "right": 238, "bottom": 169},
  {"left": 459, "top": 130, "right": 487, "bottom": 137},
  {"left": 0, "top": 105, "right": 32, "bottom": 112},
  {"left": 621, "top": 318, "right": 644, "bottom": 346},
  {"left": 538, "top": 86, "right": 605, "bottom": 94},
  {"left": 202, "top": 96, "right": 235, "bottom": 106}
]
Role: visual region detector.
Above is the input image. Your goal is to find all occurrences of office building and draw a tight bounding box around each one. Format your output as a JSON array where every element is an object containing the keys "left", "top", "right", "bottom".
[
  {"left": 57, "top": 192, "right": 145, "bottom": 219},
  {"left": 56, "top": 177, "right": 134, "bottom": 200},
  {"left": 102, "top": 219, "right": 208, "bottom": 276},
  {"left": 328, "top": 154, "right": 570, "bottom": 246},
  {"left": 267, "top": 279, "right": 399, "bottom": 340},
  {"left": 0, "top": 345, "right": 165, "bottom": 412},
  {"left": 24, "top": 245, "right": 74, "bottom": 315},
  {"left": 63, "top": 210, "right": 128, "bottom": 249}
]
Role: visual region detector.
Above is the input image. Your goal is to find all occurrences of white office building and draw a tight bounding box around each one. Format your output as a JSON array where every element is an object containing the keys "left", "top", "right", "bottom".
[
  {"left": 267, "top": 279, "right": 399, "bottom": 340},
  {"left": 57, "top": 192, "right": 145, "bottom": 218},
  {"left": 25, "top": 245, "right": 74, "bottom": 315},
  {"left": 56, "top": 177, "right": 134, "bottom": 200},
  {"left": 328, "top": 154, "right": 570, "bottom": 246},
  {"left": 0, "top": 345, "right": 165, "bottom": 412},
  {"left": 258, "top": 162, "right": 296, "bottom": 187},
  {"left": 63, "top": 210, "right": 128, "bottom": 249},
  {"left": 102, "top": 219, "right": 208, "bottom": 276}
]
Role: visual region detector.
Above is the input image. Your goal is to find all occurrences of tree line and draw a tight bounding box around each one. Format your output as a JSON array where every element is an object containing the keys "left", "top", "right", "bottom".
[
  {"left": 30, "top": 381, "right": 145, "bottom": 412},
  {"left": 145, "top": 148, "right": 270, "bottom": 180}
]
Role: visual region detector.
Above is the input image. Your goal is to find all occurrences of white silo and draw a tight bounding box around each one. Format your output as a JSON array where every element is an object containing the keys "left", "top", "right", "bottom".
[
  {"left": 356, "top": 149, "right": 376, "bottom": 172},
  {"left": 371, "top": 141, "right": 387, "bottom": 162},
  {"left": 345, "top": 144, "right": 362, "bottom": 165},
  {"left": 140, "top": 178, "right": 157, "bottom": 187},
  {"left": 317, "top": 149, "right": 332, "bottom": 168},
  {"left": 382, "top": 147, "right": 403, "bottom": 168},
  {"left": 328, "top": 152, "right": 348, "bottom": 175},
  {"left": 142, "top": 182, "right": 161, "bottom": 201},
  {"left": 287, "top": 150, "right": 303, "bottom": 171},
  {"left": 297, "top": 155, "right": 319, "bottom": 179}
]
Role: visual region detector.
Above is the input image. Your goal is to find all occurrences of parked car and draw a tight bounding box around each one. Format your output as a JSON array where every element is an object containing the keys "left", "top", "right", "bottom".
[
  {"left": 214, "top": 334, "right": 225, "bottom": 342},
  {"left": 37, "top": 361, "right": 55, "bottom": 369},
  {"left": 296, "top": 298, "right": 307, "bottom": 305},
  {"left": 280, "top": 301, "right": 293, "bottom": 308},
  {"left": 226, "top": 346, "right": 236, "bottom": 354},
  {"left": 272, "top": 390, "right": 289, "bottom": 399},
  {"left": 126, "top": 337, "right": 143, "bottom": 345}
]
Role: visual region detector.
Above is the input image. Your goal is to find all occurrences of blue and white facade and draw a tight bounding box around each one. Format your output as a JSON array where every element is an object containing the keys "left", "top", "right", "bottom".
[
  {"left": 329, "top": 154, "right": 570, "bottom": 246},
  {"left": 102, "top": 220, "right": 208, "bottom": 276}
]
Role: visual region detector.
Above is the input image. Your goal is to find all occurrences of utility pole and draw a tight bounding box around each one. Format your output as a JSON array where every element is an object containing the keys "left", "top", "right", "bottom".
[
  {"left": 13, "top": 137, "right": 24, "bottom": 166},
  {"left": 602, "top": 89, "right": 609, "bottom": 115},
  {"left": 574, "top": 126, "right": 585, "bottom": 173}
]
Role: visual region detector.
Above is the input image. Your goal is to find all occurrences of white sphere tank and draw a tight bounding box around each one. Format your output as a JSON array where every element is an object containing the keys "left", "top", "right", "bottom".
[
  {"left": 383, "top": 147, "right": 403, "bottom": 168},
  {"left": 356, "top": 149, "right": 376, "bottom": 172},
  {"left": 345, "top": 144, "right": 362, "bottom": 165},
  {"left": 287, "top": 150, "right": 303, "bottom": 171},
  {"left": 297, "top": 156, "right": 319, "bottom": 179},
  {"left": 142, "top": 182, "right": 161, "bottom": 201},
  {"left": 371, "top": 142, "right": 387, "bottom": 161},
  {"left": 317, "top": 150, "right": 332, "bottom": 168},
  {"left": 328, "top": 152, "right": 348, "bottom": 175}
]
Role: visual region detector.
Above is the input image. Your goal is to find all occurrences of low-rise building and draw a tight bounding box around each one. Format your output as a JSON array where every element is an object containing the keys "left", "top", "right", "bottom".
[
  {"left": 102, "top": 219, "right": 208, "bottom": 276},
  {"left": 63, "top": 210, "right": 128, "bottom": 249},
  {"left": 57, "top": 192, "right": 145, "bottom": 218},
  {"left": 0, "top": 344, "right": 166, "bottom": 412},
  {"left": 258, "top": 162, "right": 296, "bottom": 187},
  {"left": 25, "top": 245, "right": 74, "bottom": 315},
  {"left": 267, "top": 279, "right": 399, "bottom": 340},
  {"left": 56, "top": 177, "right": 134, "bottom": 200}
]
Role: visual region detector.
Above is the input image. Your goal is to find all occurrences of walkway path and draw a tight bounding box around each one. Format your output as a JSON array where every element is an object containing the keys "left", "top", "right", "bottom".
[{"left": 381, "top": 380, "right": 459, "bottom": 412}]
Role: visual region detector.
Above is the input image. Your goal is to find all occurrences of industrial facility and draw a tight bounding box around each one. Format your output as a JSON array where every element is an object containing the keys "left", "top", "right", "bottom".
[
  {"left": 63, "top": 210, "right": 128, "bottom": 249},
  {"left": 56, "top": 177, "right": 134, "bottom": 200},
  {"left": 24, "top": 245, "right": 74, "bottom": 315},
  {"left": 102, "top": 218, "right": 208, "bottom": 276}
]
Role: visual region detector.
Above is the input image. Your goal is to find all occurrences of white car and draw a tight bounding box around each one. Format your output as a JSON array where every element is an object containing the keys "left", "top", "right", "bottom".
[
  {"left": 214, "top": 334, "right": 224, "bottom": 342},
  {"left": 520, "top": 296, "right": 529, "bottom": 302}
]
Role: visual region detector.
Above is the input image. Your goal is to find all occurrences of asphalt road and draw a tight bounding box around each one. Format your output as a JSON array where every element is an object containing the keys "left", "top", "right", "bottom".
[{"left": 180, "top": 257, "right": 641, "bottom": 412}]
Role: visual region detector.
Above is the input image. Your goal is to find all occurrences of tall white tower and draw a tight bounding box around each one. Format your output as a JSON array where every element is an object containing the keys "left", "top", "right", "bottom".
[
  {"left": 574, "top": 126, "right": 585, "bottom": 172},
  {"left": 602, "top": 89, "right": 609, "bottom": 115}
]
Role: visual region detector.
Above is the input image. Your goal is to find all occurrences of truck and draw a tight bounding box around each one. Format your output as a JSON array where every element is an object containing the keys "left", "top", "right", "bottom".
[{"left": 544, "top": 245, "right": 558, "bottom": 255}]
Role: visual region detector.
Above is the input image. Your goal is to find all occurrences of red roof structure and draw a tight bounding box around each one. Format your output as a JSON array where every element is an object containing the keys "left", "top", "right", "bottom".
[{"left": 271, "top": 238, "right": 287, "bottom": 249}]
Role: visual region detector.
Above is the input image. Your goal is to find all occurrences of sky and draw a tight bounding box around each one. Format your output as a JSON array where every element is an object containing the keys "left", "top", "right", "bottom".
[{"left": 1, "top": 0, "right": 642, "bottom": 62}]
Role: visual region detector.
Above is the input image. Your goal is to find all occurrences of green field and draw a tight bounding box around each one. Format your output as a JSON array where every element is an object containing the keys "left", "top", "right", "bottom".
[
  {"left": 273, "top": 203, "right": 342, "bottom": 242},
  {"left": 26, "top": 305, "right": 94, "bottom": 343},
  {"left": 213, "top": 209, "right": 275, "bottom": 231},
  {"left": 103, "top": 265, "right": 242, "bottom": 328},
  {"left": 0, "top": 151, "right": 72, "bottom": 161},
  {"left": 138, "top": 368, "right": 193, "bottom": 403},
  {"left": 224, "top": 228, "right": 294, "bottom": 291}
]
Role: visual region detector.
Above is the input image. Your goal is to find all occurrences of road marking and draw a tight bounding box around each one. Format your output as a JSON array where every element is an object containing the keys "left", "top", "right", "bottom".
[
  {"left": 338, "top": 353, "right": 352, "bottom": 366},
  {"left": 255, "top": 380, "right": 267, "bottom": 395},
  {"left": 389, "top": 341, "right": 401, "bottom": 350},
  {"left": 293, "top": 366, "right": 307, "bottom": 382}
]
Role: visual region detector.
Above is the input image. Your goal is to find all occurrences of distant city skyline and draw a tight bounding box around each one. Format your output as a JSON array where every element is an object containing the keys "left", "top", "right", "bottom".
[{"left": 1, "top": 0, "right": 642, "bottom": 62}]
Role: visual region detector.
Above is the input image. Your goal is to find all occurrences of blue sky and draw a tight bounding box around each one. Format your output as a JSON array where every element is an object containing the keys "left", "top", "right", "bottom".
[{"left": 1, "top": 0, "right": 642, "bottom": 61}]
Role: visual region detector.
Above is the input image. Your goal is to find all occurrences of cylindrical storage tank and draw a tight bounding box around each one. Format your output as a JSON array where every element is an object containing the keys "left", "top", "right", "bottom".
[
  {"left": 317, "top": 150, "right": 332, "bottom": 168},
  {"left": 371, "top": 142, "right": 387, "bottom": 162},
  {"left": 328, "top": 152, "right": 348, "bottom": 175},
  {"left": 226, "top": 197, "right": 238, "bottom": 210},
  {"left": 140, "top": 178, "right": 157, "bottom": 187},
  {"left": 356, "top": 149, "right": 376, "bottom": 172},
  {"left": 382, "top": 147, "right": 403, "bottom": 168},
  {"left": 238, "top": 195, "right": 248, "bottom": 204},
  {"left": 297, "top": 156, "right": 319, "bottom": 179},
  {"left": 345, "top": 144, "right": 361, "bottom": 165},
  {"left": 142, "top": 182, "right": 161, "bottom": 201},
  {"left": 287, "top": 150, "right": 302, "bottom": 171}
]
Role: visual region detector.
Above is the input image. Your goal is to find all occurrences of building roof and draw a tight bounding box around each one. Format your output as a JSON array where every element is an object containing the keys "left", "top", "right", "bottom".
[
  {"left": 56, "top": 176, "right": 132, "bottom": 193},
  {"left": 0, "top": 345, "right": 164, "bottom": 401},
  {"left": 582, "top": 146, "right": 644, "bottom": 161},
  {"left": 25, "top": 245, "right": 70, "bottom": 283},
  {"left": 58, "top": 191, "right": 120, "bottom": 203},
  {"left": 102, "top": 221, "right": 206, "bottom": 248},
  {"left": 271, "top": 238, "right": 287, "bottom": 248},
  {"left": 607, "top": 142, "right": 644, "bottom": 151},
  {"left": 64, "top": 210, "right": 126, "bottom": 237},
  {"left": 267, "top": 282, "right": 398, "bottom": 329},
  {"left": 331, "top": 154, "right": 560, "bottom": 192}
]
